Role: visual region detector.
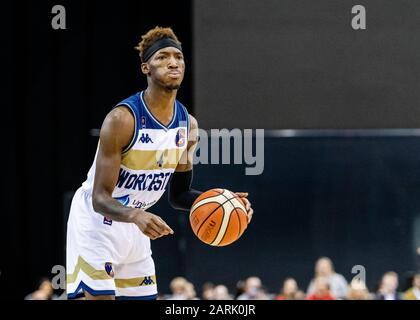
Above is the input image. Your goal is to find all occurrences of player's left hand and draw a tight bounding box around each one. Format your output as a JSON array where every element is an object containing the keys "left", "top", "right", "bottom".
[{"left": 233, "top": 192, "right": 253, "bottom": 224}]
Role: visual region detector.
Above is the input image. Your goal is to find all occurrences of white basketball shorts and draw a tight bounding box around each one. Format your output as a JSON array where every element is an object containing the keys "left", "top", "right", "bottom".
[{"left": 66, "top": 188, "right": 157, "bottom": 300}]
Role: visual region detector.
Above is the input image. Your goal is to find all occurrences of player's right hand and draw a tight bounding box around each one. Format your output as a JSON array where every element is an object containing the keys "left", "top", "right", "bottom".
[{"left": 133, "top": 211, "right": 174, "bottom": 240}]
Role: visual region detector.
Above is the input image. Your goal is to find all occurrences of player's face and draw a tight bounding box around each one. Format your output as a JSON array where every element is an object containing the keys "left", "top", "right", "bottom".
[{"left": 144, "top": 47, "right": 185, "bottom": 90}]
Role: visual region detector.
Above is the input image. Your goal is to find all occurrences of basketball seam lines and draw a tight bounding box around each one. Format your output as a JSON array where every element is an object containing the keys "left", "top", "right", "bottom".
[
  {"left": 217, "top": 208, "right": 235, "bottom": 246},
  {"left": 219, "top": 190, "right": 234, "bottom": 202},
  {"left": 190, "top": 201, "right": 223, "bottom": 240},
  {"left": 192, "top": 190, "right": 246, "bottom": 246},
  {"left": 209, "top": 211, "right": 227, "bottom": 246},
  {"left": 213, "top": 191, "right": 243, "bottom": 246},
  {"left": 226, "top": 196, "right": 247, "bottom": 243},
  {"left": 189, "top": 190, "right": 225, "bottom": 218},
  {"left": 190, "top": 201, "right": 222, "bottom": 219},
  {"left": 194, "top": 197, "right": 234, "bottom": 243},
  {"left": 235, "top": 209, "right": 242, "bottom": 240}
]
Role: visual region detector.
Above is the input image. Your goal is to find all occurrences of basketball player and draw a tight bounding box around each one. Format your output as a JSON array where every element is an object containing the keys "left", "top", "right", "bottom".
[{"left": 66, "top": 26, "right": 254, "bottom": 300}]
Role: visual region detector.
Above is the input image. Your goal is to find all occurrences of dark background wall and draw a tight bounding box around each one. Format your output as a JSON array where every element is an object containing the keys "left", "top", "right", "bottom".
[
  {"left": 152, "top": 135, "right": 420, "bottom": 294},
  {"left": 194, "top": 0, "right": 420, "bottom": 129},
  {"left": 2, "top": 0, "right": 420, "bottom": 299}
]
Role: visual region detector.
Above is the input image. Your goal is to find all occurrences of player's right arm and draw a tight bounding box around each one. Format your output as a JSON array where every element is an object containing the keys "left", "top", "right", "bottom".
[{"left": 92, "top": 106, "right": 173, "bottom": 240}]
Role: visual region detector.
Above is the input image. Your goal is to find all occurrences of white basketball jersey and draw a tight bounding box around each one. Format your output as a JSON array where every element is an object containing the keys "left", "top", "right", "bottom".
[{"left": 81, "top": 91, "right": 189, "bottom": 210}]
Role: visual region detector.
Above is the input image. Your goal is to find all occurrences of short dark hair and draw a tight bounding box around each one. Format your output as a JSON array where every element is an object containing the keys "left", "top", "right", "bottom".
[{"left": 134, "top": 26, "right": 181, "bottom": 62}]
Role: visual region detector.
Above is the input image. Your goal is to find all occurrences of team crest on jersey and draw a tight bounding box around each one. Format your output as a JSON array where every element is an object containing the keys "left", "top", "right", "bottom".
[
  {"left": 141, "top": 116, "right": 146, "bottom": 129},
  {"left": 175, "top": 128, "right": 186, "bottom": 147},
  {"left": 105, "top": 262, "right": 114, "bottom": 278}
]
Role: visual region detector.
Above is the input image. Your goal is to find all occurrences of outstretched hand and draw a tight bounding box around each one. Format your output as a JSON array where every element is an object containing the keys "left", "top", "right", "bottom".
[
  {"left": 133, "top": 210, "right": 174, "bottom": 240},
  {"left": 233, "top": 192, "right": 254, "bottom": 224}
]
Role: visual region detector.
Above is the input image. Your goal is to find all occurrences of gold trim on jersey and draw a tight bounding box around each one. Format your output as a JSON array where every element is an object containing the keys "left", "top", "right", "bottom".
[
  {"left": 67, "top": 256, "right": 112, "bottom": 284},
  {"left": 115, "top": 275, "right": 157, "bottom": 288},
  {"left": 121, "top": 148, "right": 185, "bottom": 170}
]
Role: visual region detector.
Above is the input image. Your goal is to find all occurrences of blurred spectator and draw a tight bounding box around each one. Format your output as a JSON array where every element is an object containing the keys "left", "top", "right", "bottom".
[
  {"left": 212, "top": 285, "right": 233, "bottom": 300},
  {"left": 275, "top": 278, "right": 305, "bottom": 300},
  {"left": 25, "top": 278, "right": 57, "bottom": 300},
  {"left": 307, "top": 256, "right": 348, "bottom": 299},
  {"left": 166, "top": 276, "right": 189, "bottom": 300},
  {"left": 375, "top": 271, "right": 402, "bottom": 300},
  {"left": 234, "top": 280, "right": 246, "bottom": 299},
  {"left": 306, "top": 276, "right": 336, "bottom": 300},
  {"left": 237, "top": 276, "right": 270, "bottom": 300},
  {"left": 184, "top": 281, "right": 198, "bottom": 300},
  {"left": 403, "top": 273, "right": 420, "bottom": 300},
  {"left": 346, "top": 279, "right": 372, "bottom": 300},
  {"left": 201, "top": 282, "right": 215, "bottom": 300}
]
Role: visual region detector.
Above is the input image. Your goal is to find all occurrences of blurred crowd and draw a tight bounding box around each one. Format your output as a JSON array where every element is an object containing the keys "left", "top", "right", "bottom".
[
  {"left": 25, "top": 254, "right": 420, "bottom": 300},
  {"left": 158, "top": 256, "right": 420, "bottom": 300}
]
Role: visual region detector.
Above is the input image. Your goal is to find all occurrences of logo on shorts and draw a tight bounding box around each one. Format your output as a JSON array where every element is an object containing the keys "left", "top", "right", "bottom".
[
  {"left": 105, "top": 262, "right": 114, "bottom": 278},
  {"left": 175, "top": 128, "right": 186, "bottom": 147},
  {"left": 139, "top": 276, "right": 155, "bottom": 286},
  {"left": 103, "top": 217, "right": 113, "bottom": 226}
]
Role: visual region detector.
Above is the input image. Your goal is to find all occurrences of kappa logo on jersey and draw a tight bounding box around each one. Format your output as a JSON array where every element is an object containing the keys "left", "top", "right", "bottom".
[
  {"left": 105, "top": 262, "right": 114, "bottom": 278},
  {"left": 175, "top": 128, "right": 186, "bottom": 147},
  {"left": 138, "top": 133, "right": 153, "bottom": 144}
]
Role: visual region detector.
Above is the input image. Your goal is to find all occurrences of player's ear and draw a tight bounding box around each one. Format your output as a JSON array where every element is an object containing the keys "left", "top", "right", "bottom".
[{"left": 141, "top": 63, "right": 150, "bottom": 75}]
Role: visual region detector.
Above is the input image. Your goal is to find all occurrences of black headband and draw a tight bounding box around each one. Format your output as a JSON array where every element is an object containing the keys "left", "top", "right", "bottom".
[{"left": 142, "top": 38, "right": 182, "bottom": 62}]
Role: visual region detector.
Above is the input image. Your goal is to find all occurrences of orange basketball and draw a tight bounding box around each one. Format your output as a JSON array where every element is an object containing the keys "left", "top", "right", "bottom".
[{"left": 189, "top": 188, "right": 248, "bottom": 246}]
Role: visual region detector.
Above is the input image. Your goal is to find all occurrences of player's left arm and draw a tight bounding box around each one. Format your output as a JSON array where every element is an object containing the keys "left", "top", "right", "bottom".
[
  {"left": 168, "top": 114, "right": 202, "bottom": 211},
  {"left": 169, "top": 115, "right": 254, "bottom": 223}
]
